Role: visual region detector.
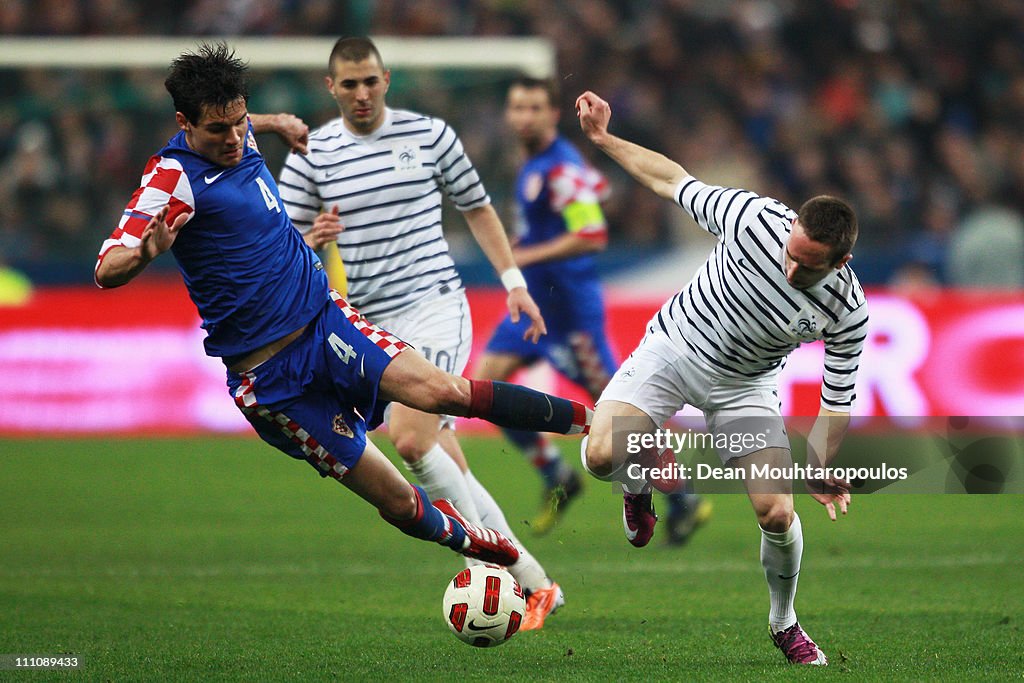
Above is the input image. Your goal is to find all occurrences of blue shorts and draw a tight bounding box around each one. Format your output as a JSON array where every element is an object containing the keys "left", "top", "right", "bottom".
[
  {"left": 485, "top": 313, "right": 617, "bottom": 399},
  {"left": 226, "top": 292, "right": 407, "bottom": 480}
]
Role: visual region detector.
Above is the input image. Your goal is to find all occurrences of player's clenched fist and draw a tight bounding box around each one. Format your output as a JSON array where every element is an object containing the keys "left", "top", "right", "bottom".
[{"left": 575, "top": 91, "right": 612, "bottom": 144}]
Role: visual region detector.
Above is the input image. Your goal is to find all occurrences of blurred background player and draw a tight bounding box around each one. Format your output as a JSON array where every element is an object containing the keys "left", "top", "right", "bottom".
[
  {"left": 577, "top": 89, "right": 864, "bottom": 666},
  {"left": 93, "top": 42, "right": 594, "bottom": 590},
  {"left": 278, "top": 37, "right": 563, "bottom": 630},
  {"left": 474, "top": 77, "right": 711, "bottom": 541}
]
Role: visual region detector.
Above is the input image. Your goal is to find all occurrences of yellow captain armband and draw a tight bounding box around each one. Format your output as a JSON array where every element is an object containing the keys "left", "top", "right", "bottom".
[
  {"left": 321, "top": 241, "right": 348, "bottom": 297},
  {"left": 563, "top": 201, "right": 606, "bottom": 233},
  {"left": 0, "top": 266, "right": 32, "bottom": 305}
]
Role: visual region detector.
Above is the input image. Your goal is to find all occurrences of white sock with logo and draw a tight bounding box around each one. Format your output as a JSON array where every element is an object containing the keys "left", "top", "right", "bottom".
[
  {"left": 760, "top": 512, "right": 803, "bottom": 633},
  {"left": 464, "top": 470, "right": 549, "bottom": 592}
]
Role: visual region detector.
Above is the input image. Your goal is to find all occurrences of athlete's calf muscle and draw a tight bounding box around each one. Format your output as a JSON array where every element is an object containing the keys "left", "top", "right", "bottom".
[{"left": 380, "top": 350, "right": 471, "bottom": 415}]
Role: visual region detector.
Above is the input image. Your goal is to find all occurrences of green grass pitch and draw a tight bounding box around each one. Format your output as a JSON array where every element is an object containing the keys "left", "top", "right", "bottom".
[{"left": 1, "top": 436, "right": 1022, "bottom": 681}]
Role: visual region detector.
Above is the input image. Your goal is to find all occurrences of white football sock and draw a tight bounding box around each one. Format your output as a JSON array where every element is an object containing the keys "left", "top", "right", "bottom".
[
  {"left": 464, "top": 470, "right": 549, "bottom": 592},
  {"left": 760, "top": 512, "right": 803, "bottom": 633},
  {"left": 405, "top": 443, "right": 482, "bottom": 525}
]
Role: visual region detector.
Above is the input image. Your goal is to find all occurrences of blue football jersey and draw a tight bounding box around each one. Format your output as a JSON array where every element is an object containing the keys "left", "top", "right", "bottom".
[
  {"left": 98, "top": 120, "right": 328, "bottom": 360},
  {"left": 514, "top": 136, "right": 608, "bottom": 322}
]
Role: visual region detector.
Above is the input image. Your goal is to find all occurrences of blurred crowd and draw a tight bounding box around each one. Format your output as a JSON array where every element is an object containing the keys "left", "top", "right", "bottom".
[{"left": 2, "top": 0, "right": 1023, "bottom": 289}]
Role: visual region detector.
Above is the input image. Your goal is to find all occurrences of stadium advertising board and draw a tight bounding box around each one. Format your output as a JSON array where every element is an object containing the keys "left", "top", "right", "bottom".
[{"left": 0, "top": 282, "right": 1020, "bottom": 435}]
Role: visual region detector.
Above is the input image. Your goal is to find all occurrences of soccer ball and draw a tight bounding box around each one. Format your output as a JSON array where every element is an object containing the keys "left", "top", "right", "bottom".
[{"left": 442, "top": 565, "right": 525, "bottom": 647}]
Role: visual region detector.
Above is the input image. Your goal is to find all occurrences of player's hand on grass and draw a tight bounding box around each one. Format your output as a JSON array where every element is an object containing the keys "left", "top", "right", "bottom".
[
  {"left": 806, "top": 476, "right": 851, "bottom": 521},
  {"left": 576, "top": 91, "right": 612, "bottom": 145},
  {"left": 305, "top": 205, "right": 344, "bottom": 250},
  {"left": 139, "top": 205, "right": 187, "bottom": 263},
  {"left": 507, "top": 288, "right": 546, "bottom": 343}
]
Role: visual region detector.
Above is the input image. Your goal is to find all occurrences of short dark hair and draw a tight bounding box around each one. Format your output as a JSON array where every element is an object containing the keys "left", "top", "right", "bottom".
[
  {"left": 165, "top": 42, "right": 249, "bottom": 125},
  {"left": 797, "top": 195, "right": 858, "bottom": 263},
  {"left": 329, "top": 36, "right": 384, "bottom": 75},
  {"left": 509, "top": 76, "right": 559, "bottom": 107}
]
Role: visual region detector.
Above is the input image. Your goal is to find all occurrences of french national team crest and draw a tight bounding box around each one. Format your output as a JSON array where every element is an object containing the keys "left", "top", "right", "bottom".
[
  {"left": 391, "top": 142, "right": 421, "bottom": 172},
  {"left": 332, "top": 414, "right": 353, "bottom": 438},
  {"left": 787, "top": 303, "right": 826, "bottom": 342}
]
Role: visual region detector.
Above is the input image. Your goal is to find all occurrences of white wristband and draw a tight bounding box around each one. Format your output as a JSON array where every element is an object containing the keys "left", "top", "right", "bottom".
[{"left": 500, "top": 268, "right": 527, "bottom": 292}]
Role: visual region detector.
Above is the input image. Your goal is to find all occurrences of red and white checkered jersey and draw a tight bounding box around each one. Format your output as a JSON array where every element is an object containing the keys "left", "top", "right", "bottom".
[{"left": 95, "top": 156, "right": 195, "bottom": 276}]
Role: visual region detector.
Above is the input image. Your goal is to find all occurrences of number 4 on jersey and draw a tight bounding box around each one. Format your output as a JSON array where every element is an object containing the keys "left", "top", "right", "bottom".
[
  {"left": 255, "top": 177, "right": 281, "bottom": 213},
  {"left": 328, "top": 332, "right": 356, "bottom": 364}
]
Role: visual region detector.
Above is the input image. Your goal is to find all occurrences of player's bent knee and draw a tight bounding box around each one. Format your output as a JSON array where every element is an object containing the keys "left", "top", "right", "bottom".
[
  {"left": 379, "top": 484, "right": 419, "bottom": 521},
  {"left": 390, "top": 431, "right": 433, "bottom": 463},
  {"left": 756, "top": 498, "right": 794, "bottom": 533},
  {"left": 581, "top": 433, "right": 615, "bottom": 478}
]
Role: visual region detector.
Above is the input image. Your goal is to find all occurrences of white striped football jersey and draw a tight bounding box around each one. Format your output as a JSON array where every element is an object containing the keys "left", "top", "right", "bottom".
[
  {"left": 278, "top": 108, "right": 490, "bottom": 320},
  {"left": 656, "top": 177, "right": 868, "bottom": 411}
]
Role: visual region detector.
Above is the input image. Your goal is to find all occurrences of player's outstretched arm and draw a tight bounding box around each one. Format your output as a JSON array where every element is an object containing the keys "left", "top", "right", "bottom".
[
  {"left": 804, "top": 407, "right": 852, "bottom": 521},
  {"left": 576, "top": 91, "right": 688, "bottom": 201},
  {"left": 463, "top": 204, "right": 547, "bottom": 342},
  {"left": 95, "top": 205, "right": 187, "bottom": 288},
  {"left": 513, "top": 231, "right": 606, "bottom": 268},
  {"left": 250, "top": 113, "right": 309, "bottom": 154}
]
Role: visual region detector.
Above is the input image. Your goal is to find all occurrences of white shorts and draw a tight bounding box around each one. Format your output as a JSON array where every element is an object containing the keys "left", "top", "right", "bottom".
[
  {"left": 375, "top": 289, "right": 473, "bottom": 430},
  {"left": 599, "top": 329, "right": 791, "bottom": 463}
]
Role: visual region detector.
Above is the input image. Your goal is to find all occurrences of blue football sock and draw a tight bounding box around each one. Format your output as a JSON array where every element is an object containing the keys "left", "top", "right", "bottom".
[
  {"left": 380, "top": 484, "right": 466, "bottom": 551},
  {"left": 666, "top": 479, "right": 698, "bottom": 518},
  {"left": 503, "top": 429, "right": 569, "bottom": 488},
  {"left": 666, "top": 491, "right": 687, "bottom": 519},
  {"left": 469, "top": 380, "right": 587, "bottom": 435},
  {"left": 538, "top": 459, "right": 565, "bottom": 489}
]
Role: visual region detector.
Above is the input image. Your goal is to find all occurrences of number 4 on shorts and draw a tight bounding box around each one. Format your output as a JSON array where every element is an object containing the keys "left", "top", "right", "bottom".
[{"left": 328, "top": 332, "right": 356, "bottom": 364}]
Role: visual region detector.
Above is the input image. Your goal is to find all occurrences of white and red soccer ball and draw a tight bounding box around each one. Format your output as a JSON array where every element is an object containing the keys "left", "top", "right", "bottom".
[{"left": 442, "top": 565, "right": 525, "bottom": 647}]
